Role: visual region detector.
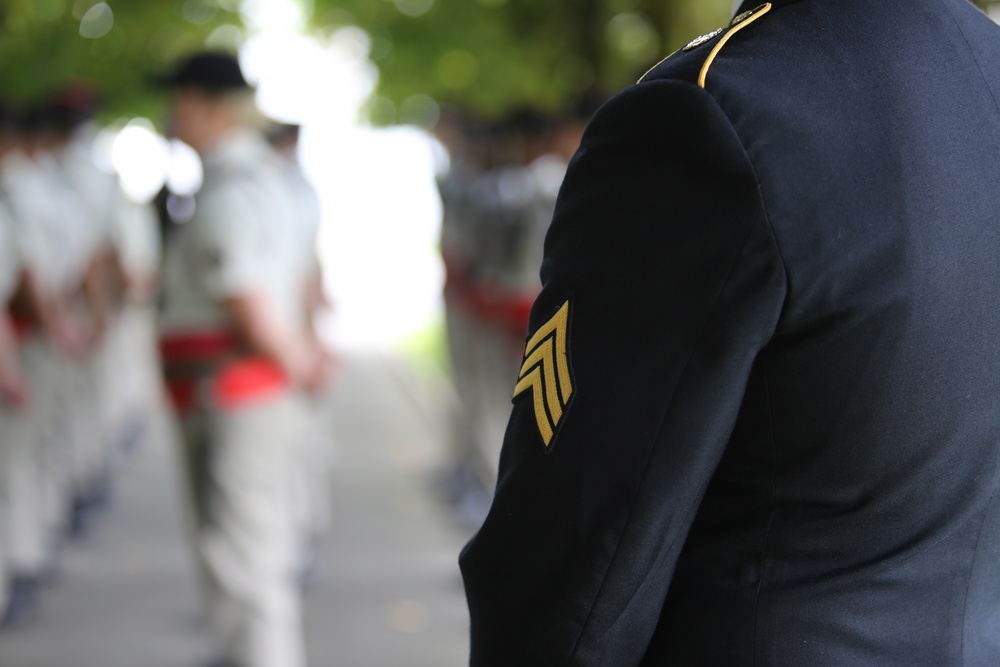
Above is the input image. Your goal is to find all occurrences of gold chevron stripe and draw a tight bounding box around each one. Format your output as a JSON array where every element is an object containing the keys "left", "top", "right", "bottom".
[
  {"left": 513, "top": 300, "right": 573, "bottom": 447},
  {"left": 522, "top": 301, "right": 573, "bottom": 402},
  {"left": 519, "top": 338, "right": 563, "bottom": 425},
  {"left": 513, "top": 367, "right": 554, "bottom": 445}
]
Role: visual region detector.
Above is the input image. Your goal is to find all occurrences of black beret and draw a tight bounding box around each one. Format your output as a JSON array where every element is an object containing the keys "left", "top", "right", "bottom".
[
  {"left": 158, "top": 51, "right": 250, "bottom": 92},
  {"left": 48, "top": 84, "right": 100, "bottom": 131}
]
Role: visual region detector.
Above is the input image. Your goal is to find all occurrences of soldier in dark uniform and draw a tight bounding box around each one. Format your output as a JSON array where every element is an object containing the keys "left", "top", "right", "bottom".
[{"left": 460, "top": 0, "right": 1000, "bottom": 665}]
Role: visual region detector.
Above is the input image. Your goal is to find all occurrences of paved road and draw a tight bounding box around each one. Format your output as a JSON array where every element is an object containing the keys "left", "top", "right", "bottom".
[{"left": 0, "top": 353, "right": 475, "bottom": 667}]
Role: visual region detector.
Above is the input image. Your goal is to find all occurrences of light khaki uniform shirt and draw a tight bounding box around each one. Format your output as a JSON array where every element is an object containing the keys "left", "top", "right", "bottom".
[
  {"left": 275, "top": 156, "right": 321, "bottom": 324},
  {"left": 160, "top": 128, "right": 307, "bottom": 338},
  {"left": 0, "top": 150, "right": 89, "bottom": 296},
  {"left": 54, "top": 133, "right": 115, "bottom": 264},
  {"left": 56, "top": 128, "right": 160, "bottom": 280}
]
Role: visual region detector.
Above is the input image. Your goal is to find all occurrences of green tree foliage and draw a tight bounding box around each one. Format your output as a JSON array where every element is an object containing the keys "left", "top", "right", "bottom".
[
  {"left": 0, "top": 0, "right": 239, "bottom": 118},
  {"left": 316, "top": 0, "right": 1000, "bottom": 120},
  {"left": 2, "top": 0, "right": 997, "bottom": 122},
  {"left": 312, "top": 0, "right": 733, "bottom": 118}
]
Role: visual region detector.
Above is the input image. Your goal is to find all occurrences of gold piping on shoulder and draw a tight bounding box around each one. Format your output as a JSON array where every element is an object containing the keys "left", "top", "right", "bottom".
[
  {"left": 638, "top": 52, "right": 678, "bottom": 84},
  {"left": 698, "top": 3, "right": 772, "bottom": 89}
]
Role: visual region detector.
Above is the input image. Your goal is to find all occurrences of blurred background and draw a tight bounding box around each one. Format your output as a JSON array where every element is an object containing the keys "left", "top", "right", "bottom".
[{"left": 3, "top": 0, "right": 999, "bottom": 665}]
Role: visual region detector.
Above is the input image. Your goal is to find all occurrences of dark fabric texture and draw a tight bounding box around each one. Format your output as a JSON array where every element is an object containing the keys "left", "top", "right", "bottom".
[{"left": 460, "top": 0, "right": 1000, "bottom": 665}]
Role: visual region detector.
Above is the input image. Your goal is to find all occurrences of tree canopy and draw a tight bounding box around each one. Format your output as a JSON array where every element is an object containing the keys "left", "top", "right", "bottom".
[
  {"left": 0, "top": 0, "right": 237, "bottom": 119},
  {"left": 326, "top": 0, "right": 1000, "bottom": 119},
  {"left": 1, "top": 0, "right": 998, "bottom": 122},
  {"left": 315, "top": 0, "right": 735, "bottom": 119}
]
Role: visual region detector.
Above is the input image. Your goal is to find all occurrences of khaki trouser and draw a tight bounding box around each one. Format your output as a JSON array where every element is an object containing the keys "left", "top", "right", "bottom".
[
  {"left": 0, "top": 338, "right": 58, "bottom": 580},
  {"left": 0, "top": 403, "right": 46, "bottom": 577},
  {"left": 289, "top": 389, "right": 333, "bottom": 569},
  {"left": 0, "top": 532, "right": 6, "bottom": 612},
  {"left": 100, "top": 305, "right": 160, "bottom": 457},
  {"left": 118, "top": 305, "right": 162, "bottom": 433},
  {"left": 63, "top": 349, "right": 106, "bottom": 501},
  {"left": 178, "top": 386, "right": 309, "bottom": 667},
  {"left": 97, "top": 315, "right": 127, "bottom": 459},
  {"left": 443, "top": 299, "right": 482, "bottom": 471},
  {"left": 470, "top": 315, "right": 523, "bottom": 490}
]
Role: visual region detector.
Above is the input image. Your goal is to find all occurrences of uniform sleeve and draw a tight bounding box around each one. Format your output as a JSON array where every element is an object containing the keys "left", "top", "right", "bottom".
[
  {"left": 2, "top": 171, "right": 48, "bottom": 273},
  {"left": 459, "top": 78, "right": 787, "bottom": 666},
  {"left": 195, "top": 181, "right": 269, "bottom": 298}
]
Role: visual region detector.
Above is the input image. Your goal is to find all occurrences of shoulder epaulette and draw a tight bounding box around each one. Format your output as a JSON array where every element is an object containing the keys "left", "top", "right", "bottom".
[
  {"left": 638, "top": 3, "right": 773, "bottom": 87},
  {"left": 697, "top": 3, "right": 772, "bottom": 88}
]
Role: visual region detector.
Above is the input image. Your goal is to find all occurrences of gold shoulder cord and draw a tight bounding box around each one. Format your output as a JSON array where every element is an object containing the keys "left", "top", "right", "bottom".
[{"left": 698, "top": 3, "right": 772, "bottom": 89}]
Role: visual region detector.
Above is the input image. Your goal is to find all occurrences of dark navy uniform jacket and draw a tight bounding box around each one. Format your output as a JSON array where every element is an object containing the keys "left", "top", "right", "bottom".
[{"left": 459, "top": 0, "right": 1000, "bottom": 664}]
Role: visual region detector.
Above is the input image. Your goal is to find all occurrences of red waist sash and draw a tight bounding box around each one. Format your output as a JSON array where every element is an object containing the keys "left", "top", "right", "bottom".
[
  {"left": 159, "top": 330, "right": 287, "bottom": 412},
  {"left": 212, "top": 358, "right": 287, "bottom": 410}
]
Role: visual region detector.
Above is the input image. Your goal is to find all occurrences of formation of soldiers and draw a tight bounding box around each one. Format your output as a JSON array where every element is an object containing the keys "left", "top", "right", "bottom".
[
  {"left": 0, "top": 91, "right": 162, "bottom": 627},
  {"left": 435, "top": 102, "right": 595, "bottom": 500},
  {"left": 0, "top": 52, "right": 333, "bottom": 667},
  {"left": 0, "top": 45, "right": 591, "bottom": 666}
]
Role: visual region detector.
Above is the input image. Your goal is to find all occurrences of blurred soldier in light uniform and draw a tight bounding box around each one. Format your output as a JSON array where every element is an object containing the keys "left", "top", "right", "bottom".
[
  {"left": 104, "top": 174, "right": 163, "bottom": 453},
  {"left": 31, "top": 106, "right": 113, "bottom": 539},
  {"left": 108, "top": 191, "right": 163, "bottom": 449},
  {"left": 45, "top": 92, "right": 128, "bottom": 530},
  {"left": 157, "top": 52, "right": 328, "bottom": 667},
  {"left": 104, "top": 136, "right": 163, "bottom": 449},
  {"left": 0, "top": 187, "right": 29, "bottom": 624},
  {"left": 0, "top": 105, "right": 93, "bottom": 627},
  {"left": 0, "top": 209, "right": 27, "bottom": 407},
  {"left": 48, "top": 89, "right": 161, "bottom": 481},
  {"left": 266, "top": 122, "right": 333, "bottom": 584},
  {"left": 464, "top": 113, "right": 554, "bottom": 489},
  {"left": 0, "top": 210, "right": 27, "bottom": 409},
  {"left": 436, "top": 110, "right": 489, "bottom": 502},
  {"left": 437, "top": 108, "right": 588, "bottom": 493}
]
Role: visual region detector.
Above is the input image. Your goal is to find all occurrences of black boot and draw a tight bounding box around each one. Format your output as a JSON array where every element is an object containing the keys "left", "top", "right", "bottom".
[{"left": 1, "top": 575, "right": 41, "bottom": 629}]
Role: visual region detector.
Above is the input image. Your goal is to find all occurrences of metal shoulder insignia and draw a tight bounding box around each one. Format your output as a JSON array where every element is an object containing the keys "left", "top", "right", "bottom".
[
  {"left": 697, "top": 3, "right": 772, "bottom": 89},
  {"left": 637, "top": 3, "right": 772, "bottom": 85},
  {"left": 512, "top": 300, "right": 574, "bottom": 448},
  {"left": 683, "top": 28, "right": 725, "bottom": 53}
]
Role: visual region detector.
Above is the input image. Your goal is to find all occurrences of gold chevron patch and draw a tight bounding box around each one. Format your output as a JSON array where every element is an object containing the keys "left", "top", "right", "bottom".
[{"left": 512, "top": 300, "right": 574, "bottom": 447}]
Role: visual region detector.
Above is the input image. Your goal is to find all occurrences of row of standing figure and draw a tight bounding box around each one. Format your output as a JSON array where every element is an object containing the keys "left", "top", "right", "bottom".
[
  {"left": 0, "top": 55, "right": 337, "bottom": 667},
  {"left": 434, "top": 102, "right": 599, "bottom": 517},
  {"left": 0, "top": 92, "right": 163, "bottom": 628}
]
